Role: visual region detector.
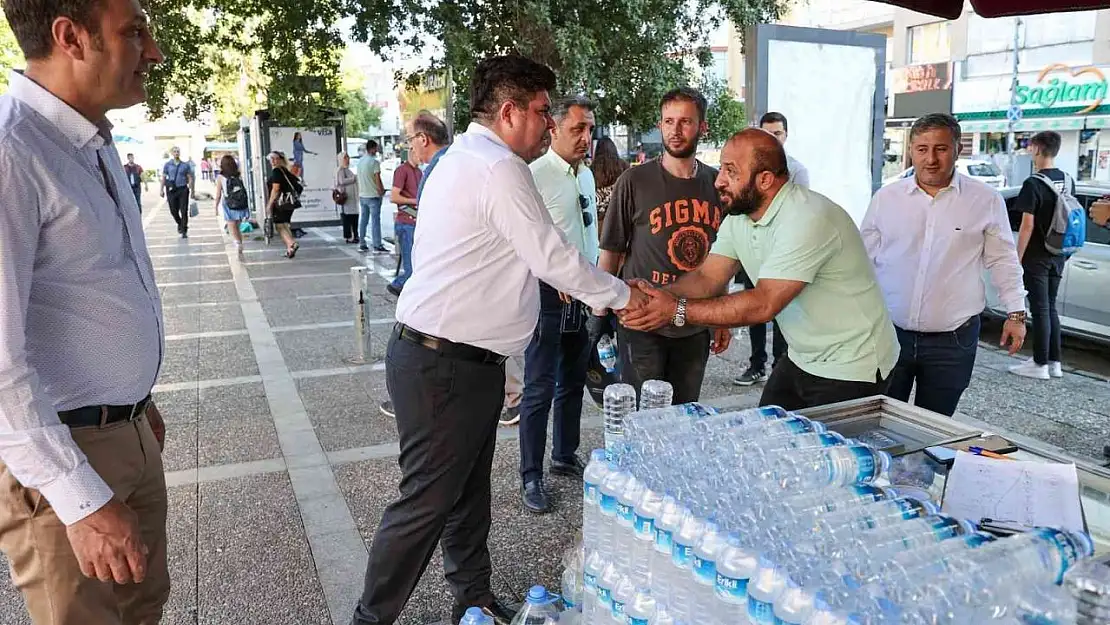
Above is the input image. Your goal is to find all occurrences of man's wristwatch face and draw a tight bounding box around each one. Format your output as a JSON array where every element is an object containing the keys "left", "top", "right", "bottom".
[{"left": 673, "top": 298, "right": 687, "bottom": 327}]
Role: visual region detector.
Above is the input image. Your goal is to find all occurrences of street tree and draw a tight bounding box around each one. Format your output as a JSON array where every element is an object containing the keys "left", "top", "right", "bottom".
[
  {"left": 342, "top": 89, "right": 384, "bottom": 137},
  {"left": 349, "top": 0, "right": 786, "bottom": 131},
  {"left": 702, "top": 78, "right": 746, "bottom": 145},
  {"left": 0, "top": 16, "right": 22, "bottom": 92}
]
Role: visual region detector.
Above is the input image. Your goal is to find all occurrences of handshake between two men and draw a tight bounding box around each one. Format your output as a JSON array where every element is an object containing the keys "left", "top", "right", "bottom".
[{"left": 595, "top": 278, "right": 734, "bottom": 356}]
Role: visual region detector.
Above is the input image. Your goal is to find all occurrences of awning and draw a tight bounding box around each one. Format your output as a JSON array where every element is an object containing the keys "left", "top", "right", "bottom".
[
  {"left": 960, "top": 116, "right": 1103, "bottom": 133},
  {"left": 204, "top": 141, "right": 238, "bottom": 152},
  {"left": 868, "top": 0, "right": 1107, "bottom": 19}
]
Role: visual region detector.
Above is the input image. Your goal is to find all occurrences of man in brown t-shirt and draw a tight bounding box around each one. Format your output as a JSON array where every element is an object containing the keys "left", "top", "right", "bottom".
[
  {"left": 598, "top": 88, "right": 730, "bottom": 403},
  {"left": 388, "top": 149, "right": 422, "bottom": 296}
]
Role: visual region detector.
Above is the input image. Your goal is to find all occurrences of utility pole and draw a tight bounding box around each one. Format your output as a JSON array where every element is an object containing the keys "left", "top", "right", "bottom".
[{"left": 1007, "top": 17, "right": 1023, "bottom": 154}]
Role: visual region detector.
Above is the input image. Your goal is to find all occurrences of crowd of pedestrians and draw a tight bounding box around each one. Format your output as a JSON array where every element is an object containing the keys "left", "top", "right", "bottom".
[{"left": 0, "top": 0, "right": 1094, "bottom": 621}]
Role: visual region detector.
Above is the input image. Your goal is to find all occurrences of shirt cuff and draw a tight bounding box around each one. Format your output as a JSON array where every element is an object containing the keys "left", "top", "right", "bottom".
[
  {"left": 38, "top": 462, "right": 114, "bottom": 526},
  {"left": 609, "top": 280, "right": 631, "bottom": 311}
]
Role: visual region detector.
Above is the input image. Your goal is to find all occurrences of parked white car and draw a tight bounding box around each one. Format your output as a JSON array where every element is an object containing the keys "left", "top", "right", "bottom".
[{"left": 883, "top": 159, "right": 1006, "bottom": 189}]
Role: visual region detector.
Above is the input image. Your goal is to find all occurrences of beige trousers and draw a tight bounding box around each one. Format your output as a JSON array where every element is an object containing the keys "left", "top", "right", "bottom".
[
  {"left": 504, "top": 356, "right": 523, "bottom": 410},
  {"left": 0, "top": 415, "right": 170, "bottom": 625}
]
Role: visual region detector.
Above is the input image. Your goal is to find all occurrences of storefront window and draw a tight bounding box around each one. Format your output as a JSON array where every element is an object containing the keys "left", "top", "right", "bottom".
[
  {"left": 907, "top": 22, "right": 950, "bottom": 65},
  {"left": 1079, "top": 129, "right": 1101, "bottom": 181}
]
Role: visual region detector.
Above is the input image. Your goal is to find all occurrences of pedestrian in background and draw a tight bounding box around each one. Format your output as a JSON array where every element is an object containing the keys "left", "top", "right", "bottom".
[
  {"left": 0, "top": 0, "right": 171, "bottom": 621},
  {"left": 199, "top": 156, "right": 211, "bottom": 181},
  {"left": 264, "top": 151, "right": 303, "bottom": 259},
  {"left": 1013, "top": 131, "right": 1073, "bottom": 380},
  {"left": 591, "top": 136, "right": 627, "bottom": 232},
  {"left": 386, "top": 147, "right": 422, "bottom": 297},
  {"left": 124, "top": 152, "right": 145, "bottom": 212},
  {"left": 598, "top": 87, "right": 729, "bottom": 404},
  {"left": 213, "top": 154, "right": 251, "bottom": 257},
  {"left": 518, "top": 95, "right": 599, "bottom": 514},
  {"left": 357, "top": 139, "right": 386, "bottom": 252},
  {"left": 350, "top": 54, "right": 643, "bottom": 625},
  {"left": 334, "top": 151, "right": 360, "bottom": 243},
  {"left": 622, "top": 129, "right": 899, "bottom": 410},
  {"left": 160, "top": 145, "right": 194, "bottom": 238},
  {"left": 732, "top": 111, "right": 807, "bottom": 387},
  {"left": 862, "top": 113, "right": 1026, "bottom": 416},
  {"left": 377, "top": 111, "right": 451, "bottom": 420}
]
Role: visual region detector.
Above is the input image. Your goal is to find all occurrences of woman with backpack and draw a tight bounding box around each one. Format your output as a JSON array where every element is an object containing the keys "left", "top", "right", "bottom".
[
  {"left": 213, "top": 154, "right": 251, "bottom": 257},
  {"left": 334, "top": 151, "right": 360, "bottom": 243},
  {"left": 265, "top": 151, "right": 304, "bottom": 258}
]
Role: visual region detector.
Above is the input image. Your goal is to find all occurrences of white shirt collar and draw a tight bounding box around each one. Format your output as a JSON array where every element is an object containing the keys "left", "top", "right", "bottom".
[
  {"left": 467, "top": 122, "right": 511, "bottom": 151},
  {"left": 905, "top": 171, "right": 962, "bottom": 197},
  {"left": 536, "top": 148, "right": 579, "bottom": 176},
  {"left": 7, "top": 70, "right": 111, "bottom": 150}
]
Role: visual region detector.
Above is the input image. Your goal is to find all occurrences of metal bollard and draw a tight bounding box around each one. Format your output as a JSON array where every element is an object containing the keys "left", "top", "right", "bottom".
[{"left": 346, "top": 266, "right": 377, "bottom": 364}]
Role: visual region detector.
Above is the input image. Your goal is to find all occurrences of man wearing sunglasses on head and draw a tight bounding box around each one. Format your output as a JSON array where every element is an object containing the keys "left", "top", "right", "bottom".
[{"left": 517, "top": 95, "right": 599, "bottom": 513}]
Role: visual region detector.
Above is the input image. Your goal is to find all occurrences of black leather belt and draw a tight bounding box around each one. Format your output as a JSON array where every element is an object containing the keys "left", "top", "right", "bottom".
[
  {"left": 395, "top": 324, "right": 508, "bottom": 365},
  {"left": 58, "top": 395, "right": 151, "bottom": 428}
]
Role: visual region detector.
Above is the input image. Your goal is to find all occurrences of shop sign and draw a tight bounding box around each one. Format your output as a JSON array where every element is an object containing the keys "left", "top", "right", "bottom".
[
  {"left": 1014, "top": 64, "right": 1108, "bottom": 115},
  {"left": 892, "top": 63, "right": 951, "bottom": 95}
]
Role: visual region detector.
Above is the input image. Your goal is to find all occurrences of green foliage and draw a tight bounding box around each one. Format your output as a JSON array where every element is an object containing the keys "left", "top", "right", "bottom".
[
  {"left": 702, "top": 78, "right": 746, "bottom": 145},
  {"left": 350, "top": 0, "right": 786, "bottom": 132},
  {"left": 0, "top": 15, "right": 23, "bottom": 92},
  {"left": 341, "top": 89, "right": 383, "bottom": 137},
  {"left": 142, "top": 0, "right": 345, "bottom": 125}
]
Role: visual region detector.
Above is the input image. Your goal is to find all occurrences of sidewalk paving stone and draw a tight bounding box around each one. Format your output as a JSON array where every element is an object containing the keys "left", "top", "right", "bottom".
[
  {"left": 197, "top": 473, "right": 330, "bottom": 625},
  {"left": 252, "top": 275, "right": 352, "bottom": 300}
]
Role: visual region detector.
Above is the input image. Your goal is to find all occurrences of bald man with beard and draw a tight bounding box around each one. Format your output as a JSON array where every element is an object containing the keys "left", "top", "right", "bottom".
[{"left": 618, "top": 129, "right": 900, "bottom": 410}]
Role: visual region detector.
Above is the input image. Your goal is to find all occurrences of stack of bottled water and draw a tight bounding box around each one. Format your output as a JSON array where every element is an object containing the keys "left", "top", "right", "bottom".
[{"left": 575, "top": 390, "right": 1095, "bottom": 625}]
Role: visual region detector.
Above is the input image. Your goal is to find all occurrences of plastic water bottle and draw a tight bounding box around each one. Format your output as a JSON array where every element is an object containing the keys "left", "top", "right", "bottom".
[
  {"left": 640, "top": 379, "right": 674, "bottom": 410},
  {"left": 649, "top": 602, "right": 676, "bottom": 625},
  {"left": 748, "top": 556, "right": 789, "bottom": 625},
  {"left": 603, "top": 384, "right": 636, "bottom": 461},
  {"left": 615, "top": 475, "right": 646, "bottom": 571},
  {"left": 511, "top": 586, "right": 560, "bottom": 625},
  {"left": 612, "top": 574, "right": 637, "bottom": 623},
  {"left": 583, "top": 551, "right": 605, "bottom": 624},
  {"left": 631, "top": 485, "right": 664, "bottom": 587},
  {"left": 669, "top": 510, "right": 706, "bottom": 621},
  {"left": 561, "top": 549, "right": 583, "bottom": 611},
  {"left": 713, "top": 532, "right": 757, "bottom": 624},
  {"left": 596, "top": 561, "right": 623, "bottom": 621},
  {"left": 651, "top": 493, "right": 683, "bottom": 606},
  {"left": 626, "top": 586, "right": 658, "bottom": 625},
  {"left": 691, "top": 520, "right": 728, "bottom": 625},
  {"left": 597, "top": 335, "right": 618, "bottom": 373},
  {"left": 459, "top": 606, "right": 494, "bottom": 625},
  {"left": 583, "top": 450, "right": 611, "bottom": 554}
]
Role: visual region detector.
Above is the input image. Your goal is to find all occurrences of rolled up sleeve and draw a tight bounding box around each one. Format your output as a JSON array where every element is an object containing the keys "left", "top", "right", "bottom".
[
  {"left": 483, "top": 159, "right": 630, "bottom": 311},
  {"left": 0, "top": 157, "right": 112, "bottom": 526}
]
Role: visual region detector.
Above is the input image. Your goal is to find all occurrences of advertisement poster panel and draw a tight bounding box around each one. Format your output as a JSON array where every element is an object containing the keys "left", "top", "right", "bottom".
[{"left": 267, "top": 126, "right": 339, "bottom": 217}]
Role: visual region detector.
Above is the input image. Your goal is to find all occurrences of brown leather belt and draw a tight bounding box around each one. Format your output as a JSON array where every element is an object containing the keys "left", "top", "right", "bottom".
[
  {"left": 395, "top": 324, "right": 508, "bottom": 365},
  {"left": 58, "top": 395, "right": 151, "bottom": 428}
]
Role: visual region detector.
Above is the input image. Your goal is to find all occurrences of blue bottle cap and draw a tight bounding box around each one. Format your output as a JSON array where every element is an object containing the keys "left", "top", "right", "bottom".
[
  {"left": 462, "top": 606, "right": 485, "bottom": 623},
  {"left": 527, "top": 585, "right": 547, "bottom": 603},
  {"left": 591, "top": 449, "right": 607, "bottom": 462}
]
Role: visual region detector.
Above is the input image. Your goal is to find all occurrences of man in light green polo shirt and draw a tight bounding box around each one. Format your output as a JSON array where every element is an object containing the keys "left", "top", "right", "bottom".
[{"left": 619, "top": 128, "right": 899, "bottom": 409}]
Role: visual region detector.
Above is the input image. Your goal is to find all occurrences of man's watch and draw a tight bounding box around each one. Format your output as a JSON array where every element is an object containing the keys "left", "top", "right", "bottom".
[
  {"left": 673, "top": 298, "right": 687, "bottom": 327},
  {"left": 1007, "top": 311, "right": 1027, "bottom": 323}
]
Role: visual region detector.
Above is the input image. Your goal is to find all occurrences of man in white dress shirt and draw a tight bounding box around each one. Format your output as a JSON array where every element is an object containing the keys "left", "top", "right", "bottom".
[
  {"left": 350, "top": 55, "right": 644, "bottom": 625},
  {"left": 862, "top": 113, "right": 1027, "bottom": 417},
  {"left": 0, "top": 0, "right": 171, "bottom": 622},
  {"left": 517, "top": 96, "right": 599, "bottom": 514}
]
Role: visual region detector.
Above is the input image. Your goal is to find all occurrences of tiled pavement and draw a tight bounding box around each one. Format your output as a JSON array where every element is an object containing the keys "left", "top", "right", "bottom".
[{"left": 2, "top": 187, "right": 1110, "bottom": 625}]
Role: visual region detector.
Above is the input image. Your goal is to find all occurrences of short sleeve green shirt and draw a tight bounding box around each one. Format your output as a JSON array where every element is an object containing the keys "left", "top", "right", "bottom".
[{"left": 711, "top": 182, "right": 899, "bottom": 383}]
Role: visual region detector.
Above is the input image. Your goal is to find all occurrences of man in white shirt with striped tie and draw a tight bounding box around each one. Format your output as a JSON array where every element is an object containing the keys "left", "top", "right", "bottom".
[{"left": 862, "top": 113, "right": 1027, "bottom": 417}]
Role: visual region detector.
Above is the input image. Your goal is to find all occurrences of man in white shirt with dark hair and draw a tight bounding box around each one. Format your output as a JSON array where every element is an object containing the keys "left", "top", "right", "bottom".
[
  {"left": 862, "top": 112, "right": 1027, "bottom": 417},
  {"left": 0, "top": 0, "right": 171, "bottom": 622},
  {"left": 350, "top": 55, "right": 646, "bottom": 625}
]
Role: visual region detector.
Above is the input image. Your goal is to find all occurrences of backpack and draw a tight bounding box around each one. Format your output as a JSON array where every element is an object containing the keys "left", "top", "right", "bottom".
[
  {"left": 1033, "top": 172, "right": 1085, "bottom": 257},
  {"left": 225, "top": 175, "right": 249, "bottom": 211}
]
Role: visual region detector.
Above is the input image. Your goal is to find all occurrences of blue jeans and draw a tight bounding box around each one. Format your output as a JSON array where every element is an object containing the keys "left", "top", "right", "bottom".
[
  {"left": 887, "top": 316, "right": 980, "bottom": 417},
  {"left": 390, "top": 222, "right": 416, "bottom": 290},
  {"left": 519, "top": 284, "right": 590, "bottom": 483},
  {"left": 359, "top": 197, "right": 383, "bottom": 247}
]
